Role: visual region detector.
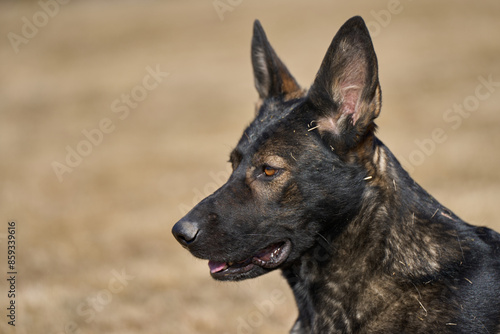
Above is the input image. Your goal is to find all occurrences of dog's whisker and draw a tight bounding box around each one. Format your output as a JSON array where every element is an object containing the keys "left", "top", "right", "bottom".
[{"left": 316, "top": 232, "right": 331, "bottom": 246}]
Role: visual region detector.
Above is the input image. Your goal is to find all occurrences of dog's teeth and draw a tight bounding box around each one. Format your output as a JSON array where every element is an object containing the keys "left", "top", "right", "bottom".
[{"left": 228, "top": 262, "right": 234, "bottom": 266}]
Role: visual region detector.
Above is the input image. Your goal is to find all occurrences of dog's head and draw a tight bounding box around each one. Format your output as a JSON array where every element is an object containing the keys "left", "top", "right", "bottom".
[{"left": 172, "top": 16, "right": 382, "bottom": 281}]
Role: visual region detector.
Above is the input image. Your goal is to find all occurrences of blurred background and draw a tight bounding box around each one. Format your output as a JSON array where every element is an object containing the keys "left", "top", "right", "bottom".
[{"left": 1, "top": 0, "right": 499, "bottom": 333}]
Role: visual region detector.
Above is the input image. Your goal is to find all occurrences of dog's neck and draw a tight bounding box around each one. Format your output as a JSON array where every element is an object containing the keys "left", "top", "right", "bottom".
[{"left": 282, "top": 140, "right": 464, "bottom": 333}]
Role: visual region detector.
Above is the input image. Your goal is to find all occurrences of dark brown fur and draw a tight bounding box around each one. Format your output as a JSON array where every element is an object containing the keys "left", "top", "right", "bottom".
[{"left": 172, "top": 17, "right": 500, "bottom": 333}]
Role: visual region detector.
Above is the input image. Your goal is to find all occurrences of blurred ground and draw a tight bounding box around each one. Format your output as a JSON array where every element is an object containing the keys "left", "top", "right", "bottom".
[{"left": 0, "top": 0, "right": 499, "bottom": 333}]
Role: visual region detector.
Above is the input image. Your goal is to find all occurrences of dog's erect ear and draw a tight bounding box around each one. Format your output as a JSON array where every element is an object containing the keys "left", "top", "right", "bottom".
[
  {"left": 251, "top": 20, "right": 301, "bottom": 100},
  {"left": 308, "top": 16, "right": 381, "bottom": 150}
]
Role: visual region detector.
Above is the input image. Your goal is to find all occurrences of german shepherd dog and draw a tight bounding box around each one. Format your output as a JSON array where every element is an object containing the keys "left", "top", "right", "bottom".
[{"left": 172, "top": 16, "right": 500, "bottom": 333}]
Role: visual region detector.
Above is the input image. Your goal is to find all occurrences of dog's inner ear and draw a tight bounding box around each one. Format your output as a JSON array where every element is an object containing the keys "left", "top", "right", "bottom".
[
  {"left": 308, "top": 16, "right": 381, "bottom": 142},
  {"left": 251, "top": 20, "right": 301, "bottom": 100}
]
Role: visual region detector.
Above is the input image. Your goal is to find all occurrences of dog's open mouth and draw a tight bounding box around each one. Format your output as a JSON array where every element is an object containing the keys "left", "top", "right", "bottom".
[{"left": 208, "top": 240, "right": 292, "bottom": 279}]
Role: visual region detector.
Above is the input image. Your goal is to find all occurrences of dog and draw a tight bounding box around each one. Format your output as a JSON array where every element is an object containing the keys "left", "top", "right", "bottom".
[{"left": 172, "top": 16, "right": 500, "bottom": 333}]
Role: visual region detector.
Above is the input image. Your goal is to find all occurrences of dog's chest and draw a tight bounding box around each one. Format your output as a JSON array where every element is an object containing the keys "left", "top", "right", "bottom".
[
  {"left": 286, "top": 257, "right": 405, "bottom": 334},
  {"left": 286, "top": 258, "right": 362, "bottom": 333}
]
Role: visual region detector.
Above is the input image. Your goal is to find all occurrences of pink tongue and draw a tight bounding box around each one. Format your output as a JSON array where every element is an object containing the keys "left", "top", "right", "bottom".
[{"left": 208, "top": 260, "right": 227, "bottom": 273}]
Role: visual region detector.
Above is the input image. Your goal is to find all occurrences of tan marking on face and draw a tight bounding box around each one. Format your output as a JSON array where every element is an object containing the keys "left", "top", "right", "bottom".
[
  {"left": 246, "top": 155, "right": 292, "bottom": 201},
  {"left": 262, "top": 155, "right": 287, "bottom": 168}
]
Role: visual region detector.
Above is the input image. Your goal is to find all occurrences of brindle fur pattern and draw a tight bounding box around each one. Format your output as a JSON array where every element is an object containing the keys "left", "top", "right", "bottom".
[{"left": 172, "top": 17, "right": 500, "bottom": 333}]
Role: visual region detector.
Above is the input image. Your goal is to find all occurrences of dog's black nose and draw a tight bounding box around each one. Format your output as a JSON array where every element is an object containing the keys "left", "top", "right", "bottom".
[{"left": 172, "top": 220, "right": 200, "bottom": 247}]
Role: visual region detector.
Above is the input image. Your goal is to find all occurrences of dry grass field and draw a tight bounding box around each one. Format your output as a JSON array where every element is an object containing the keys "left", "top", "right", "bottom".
[{"left": 1, "top": 1, "right": 499, "bottom": 333}]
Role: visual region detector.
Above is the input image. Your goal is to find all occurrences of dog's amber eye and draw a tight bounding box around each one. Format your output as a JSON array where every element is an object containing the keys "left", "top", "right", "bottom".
[{"left": 264, "top": 166, "right": 277, "bottom": 177}]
